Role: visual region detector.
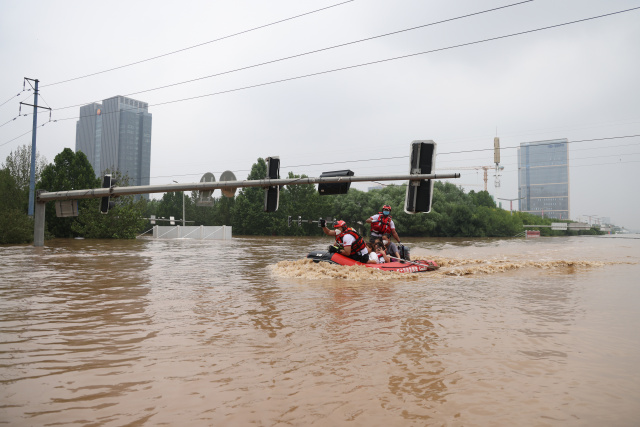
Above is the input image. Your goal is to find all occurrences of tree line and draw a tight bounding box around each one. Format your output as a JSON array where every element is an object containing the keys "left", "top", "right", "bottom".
[{"left": 1, "top": 146, "right": 600, "bottom": 244}]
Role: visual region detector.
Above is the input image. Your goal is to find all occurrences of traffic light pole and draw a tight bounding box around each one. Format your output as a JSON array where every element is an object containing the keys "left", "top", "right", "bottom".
[{"left": 33, "top": 172, "right": 460, "bottom": 246}]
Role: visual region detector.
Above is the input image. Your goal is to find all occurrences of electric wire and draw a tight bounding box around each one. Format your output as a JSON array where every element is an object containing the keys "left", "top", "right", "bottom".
[
  {"left": 40, "top": 0, "right": 356, "bottom": 88},
  {"left": 276, "top": 135, "right": 640, "bottom": 170},
  {"left": 0, "top": 116, "right": 20, "bottom": 129},
  {"left": 0, "top": 119, "right": 54, "bottom": 148},
  {"left": 139, "top": 133, "right": 640, "bottom": 182},
  {"left": 21, "top": 5, "right": 639, "bottom": 126},
  {"left": 51, "top": 0, "right": 534, "bottom": 111},
  {"left": 2, "top": 9, "right": 638, "bottom": 160},
  {"left": 0, "top": 91, "right": 55, "bottom": 130},
  {"left": 43, "top": 4, "right": 640, "bottom": 123},
  {"left": 439, "top": 151, "right": 640, "bottom": 171},
  {"left": 150, "top": 157, "right": 640, "bottom": 188},
  {"left": 436, "top": 140, "right": 640, "bottom": 165},
  {"left": 0, "top": 92, "right": 23, "bottom": 109}
]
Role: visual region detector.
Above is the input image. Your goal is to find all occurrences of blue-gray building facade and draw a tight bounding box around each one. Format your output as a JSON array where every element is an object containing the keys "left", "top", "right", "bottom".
[
  {"left": 75, "top": 96, "right": 152, "bottom": 194},
  {"left": 517, "top": 139, "right": 570, "bottom": 220}
]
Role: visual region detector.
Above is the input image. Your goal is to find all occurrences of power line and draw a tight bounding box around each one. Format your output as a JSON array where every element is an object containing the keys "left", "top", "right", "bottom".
[
  {"left": 3, "top": 6, "right": 638, "bottom": 153},
  {"left": 439, "top": 134, "right": 640, "bottom": 156},
  {"left": 34, "top": 4, "right": 640, "bottom": 129},
  {"left": 437, "top": 140, "right": 640, "bottom": 164},
  {"left": 0, "top": 115, "right": 21, "bottom": 129},
  {"left": 463, "top": 151, "right": 640, "bottom": 170},
  {"left": 52, "top": 0, "right": 534, "bottom": 111},
  {"left": 40, "top": 0, "right": 356, "bottom": 88},
  {"left": 149, "top": 157, "right": 640, "bottom": 186},
  {"left": 47, "top": 5, "right": 640, "bottom": 120},
  {"left": 277, "top": 134, "right": 640, "bottom": 169},
  {"left": 138, "top": 133, "right": 640, "bottom": 182},
  {"left": 0, "top": 92, "right": 23, "bottom": 109},
  {"left": 0, "top": 129, "right": 35, "bottom": 148},
  {"left": 0, "top": 117, "right": 57, "bottom": 148}
]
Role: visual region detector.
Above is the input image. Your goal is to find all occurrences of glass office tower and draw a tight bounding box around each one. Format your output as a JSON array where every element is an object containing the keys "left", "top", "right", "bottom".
[
  {"left": 517, "top": 139, "right": 569, "bottom": 219},
  {"left": 75, "top": 96, "right": 152, "bottom": 196}
]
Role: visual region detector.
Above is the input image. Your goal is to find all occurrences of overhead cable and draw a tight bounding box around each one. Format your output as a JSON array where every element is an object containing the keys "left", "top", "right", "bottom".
[
  {"left": 52, "top": 0, "right": 534, "bottom": 111},
  {"left": 48, "top": 5, "right": 640, "bottom": 119},
  {"left": 277, "top": 134, "right": 640, "bottom": 169},
  {"left": 40, "top": 0, "right": 355, "bottom": 88},
  {"left": 138, "top": 134, "right": 640, "bottom": 182}
]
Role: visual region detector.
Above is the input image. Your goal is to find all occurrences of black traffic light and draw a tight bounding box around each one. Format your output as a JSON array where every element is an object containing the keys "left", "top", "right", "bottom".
[
  {"left": 318, "top": 170, "right": 354, "bottom": 195},
  {"left": 287, "top": 216, "right": 292, "bottom": 227},
  {"left": 100, "top": 174, "right": 117, "bottom": 214},
  {"left": 405, "top": 140, "right": 436, "bottom": 214},
  {"left": 264, "top": 157, "right": 280, "bottom": 212}
]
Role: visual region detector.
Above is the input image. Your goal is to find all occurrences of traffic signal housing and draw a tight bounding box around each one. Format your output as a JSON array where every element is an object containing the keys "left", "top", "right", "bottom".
[
  {"left": 405, "top": 140, "right": 436, "bottom": 214},
  {"left": 318, "top": 170, "right": 354, "bottom": 195},
  {"left": 100, "top": 174, "right": 117, "bottom": 214},
  {"left": 264, "top": 157, "right": 280, "bottom": 212}
]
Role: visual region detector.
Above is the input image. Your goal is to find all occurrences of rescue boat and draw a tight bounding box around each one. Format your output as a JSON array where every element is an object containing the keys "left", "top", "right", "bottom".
[{"left": 306, "top": 251, "right": 438, "bottom": 273}]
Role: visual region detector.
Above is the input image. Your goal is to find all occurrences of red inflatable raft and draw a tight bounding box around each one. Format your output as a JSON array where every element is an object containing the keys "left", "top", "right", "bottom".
[{"left": 306, "top": 251, "right": 438, "bottom": 273}]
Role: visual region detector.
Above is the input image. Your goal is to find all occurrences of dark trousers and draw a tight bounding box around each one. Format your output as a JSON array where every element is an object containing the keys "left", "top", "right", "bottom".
[{"left": 348, "top": 252, "right": 369, "bottom": 263}]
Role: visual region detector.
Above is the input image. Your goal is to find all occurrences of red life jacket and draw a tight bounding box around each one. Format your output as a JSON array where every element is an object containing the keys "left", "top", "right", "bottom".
[
  {"left": 370, "top": 212, "right": 393, "bottom": 235},
  {"left": 336, "top": 227, "right": 366, "bottom": 254}
]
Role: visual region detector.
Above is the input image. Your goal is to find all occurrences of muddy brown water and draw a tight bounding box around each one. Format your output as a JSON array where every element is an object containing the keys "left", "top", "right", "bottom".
[{"left": 1, "top": 235, "right": 639, "bottom": 426}]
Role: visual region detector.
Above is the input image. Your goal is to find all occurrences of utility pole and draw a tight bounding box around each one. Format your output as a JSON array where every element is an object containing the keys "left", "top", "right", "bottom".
[{"left": 20, "top": 78, "right": 51, "bottom": 216}]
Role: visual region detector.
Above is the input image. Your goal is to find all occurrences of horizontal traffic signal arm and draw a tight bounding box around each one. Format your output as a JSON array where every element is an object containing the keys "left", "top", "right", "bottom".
[{"left": 36, "top": 173, "right": 460, "bottom": 202}]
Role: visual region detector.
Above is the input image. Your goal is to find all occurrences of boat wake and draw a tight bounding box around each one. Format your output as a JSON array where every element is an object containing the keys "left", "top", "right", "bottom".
[
  {"left": 432, "top": 257, "right": 620, "bottom": 276},
  {"left": 270, "top": 259, "right": 415, "bottom": 281},
  {"left": 271, "top": 257, "right": 629, "bottom": 281}
]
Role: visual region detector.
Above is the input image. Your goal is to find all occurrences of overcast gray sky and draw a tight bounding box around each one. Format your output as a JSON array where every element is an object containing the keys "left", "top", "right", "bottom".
[{"left": 1, "top": 0, "right": 639, "bottom": 230}]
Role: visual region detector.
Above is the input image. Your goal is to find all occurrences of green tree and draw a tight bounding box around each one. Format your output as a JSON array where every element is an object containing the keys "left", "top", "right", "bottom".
[
  {"left": 0, "top": 168, "right": 33, "bottom": 244},
  {"left": 2, "top": 144, "right": 48, "bottom": 192},
  {"left": 278, "top": 172, "right": 332, "bottom": 236},
  {"left": 37, "top": 148, "right": 99, "bottom": 238},
  {"left": 231, "top": 158, "right": 274, "bottom": 235},
  {"left": 156, "top": 191, "right": 186, "bottom": 222},
  {"left": 469, "top": 190, "right": 496, "bottom": 208},
  {"left": 71, "top": 170, "right": 147, "bottom": 239}
]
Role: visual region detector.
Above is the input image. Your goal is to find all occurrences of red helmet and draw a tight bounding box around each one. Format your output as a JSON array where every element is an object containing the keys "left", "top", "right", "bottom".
[
  {"left": 382, "top": 205, "right": 391, "bottom": 212},
  {"left": 334, "top": 220, "right": 347, "bottom": 229}
]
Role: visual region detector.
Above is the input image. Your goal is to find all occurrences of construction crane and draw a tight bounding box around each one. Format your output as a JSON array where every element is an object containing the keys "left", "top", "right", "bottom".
[
  {"left": 436, "top": 165, "right": 503, "bottom": 191},
  {"left": 436, "top": 137, "right": 504, "bottom": 192}
]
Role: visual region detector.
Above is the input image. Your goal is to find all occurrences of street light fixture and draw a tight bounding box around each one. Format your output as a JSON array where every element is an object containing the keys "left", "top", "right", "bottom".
[{"left": 172, "top": 180, "right": 186, "bottom": 226}]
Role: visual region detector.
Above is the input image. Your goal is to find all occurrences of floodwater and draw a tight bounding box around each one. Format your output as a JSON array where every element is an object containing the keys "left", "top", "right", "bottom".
[{"left": 1, "top": 235, "right": 639, "bottom": 426}]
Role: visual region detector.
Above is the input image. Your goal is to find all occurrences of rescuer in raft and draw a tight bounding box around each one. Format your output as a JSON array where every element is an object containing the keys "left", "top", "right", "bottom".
[
  {"left": 366, "top": 204, "right": 401, "bottom": 244},
  {"left": 320, "top": 219, "right": 369, "bottom": 263}
]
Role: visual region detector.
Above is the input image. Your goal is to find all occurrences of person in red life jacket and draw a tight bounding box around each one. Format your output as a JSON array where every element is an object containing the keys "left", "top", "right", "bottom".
[
  {"left": 366, "top": 204, "right": 401, "bottom": 244},
  {"left": 320, "top": 219, "right": 369, "bottom": 263}
]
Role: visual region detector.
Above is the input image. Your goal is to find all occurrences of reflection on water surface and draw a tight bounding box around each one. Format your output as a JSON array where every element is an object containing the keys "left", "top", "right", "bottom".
[{"left": 1, "top": 235, "right": 639, "bottom": 425}]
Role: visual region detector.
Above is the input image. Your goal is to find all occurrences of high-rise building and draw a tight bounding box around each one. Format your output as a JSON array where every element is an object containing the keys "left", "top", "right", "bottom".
[
  {"left": 517, "top": 139, "right": 569, "bottom": 220},
  {"left": 75, "top": 96, "right": 152, "bottom": 194}
]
